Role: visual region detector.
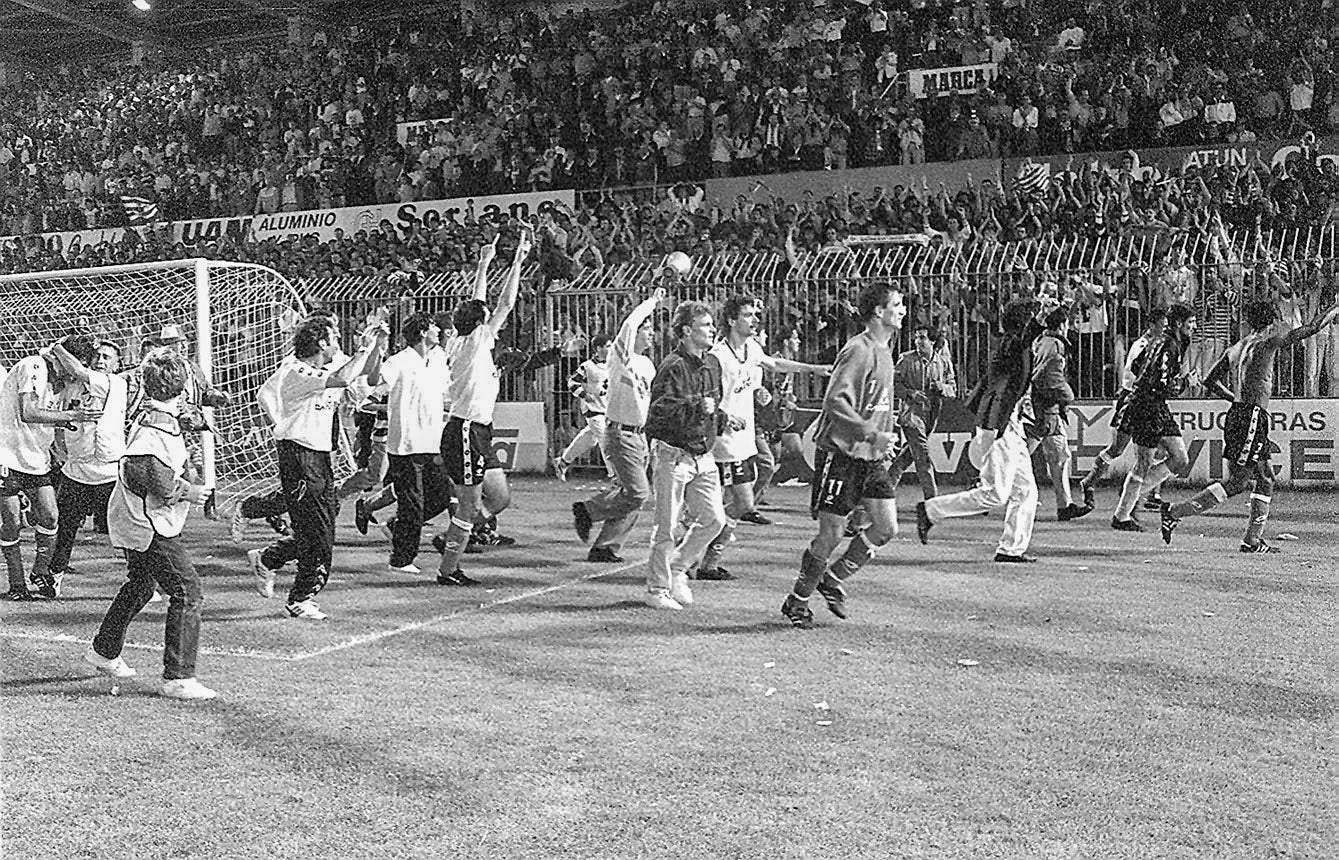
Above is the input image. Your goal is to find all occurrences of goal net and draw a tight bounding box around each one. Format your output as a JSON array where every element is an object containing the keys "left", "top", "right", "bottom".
[{"left": 0, "top": 258, "right": 330, "bottom": 510}]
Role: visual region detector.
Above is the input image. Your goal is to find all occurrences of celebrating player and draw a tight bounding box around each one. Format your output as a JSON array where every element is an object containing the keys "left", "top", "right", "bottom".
[
  {"left": 1161, "top": 297, "right": 1339, "bottom": 552},
  {"left": 571, "top": 285, "right": 669, "bottom": 563},
  {"left": 84, "top": 348, "right": 216, "bottom": 700},
  {"left": 248, "top": 314, "right": 385, "bottom": 619},
  {"left": 434, "top": 226, "right": 532, "bottom": 586},
  {"left": 781, "top": 282, "right": 905, "bottom": 629},
  {"left": 1109, "top": 304, "right": 1195, "bottom": 532},
  {"left": 46, "top": 340, "right": 128, "bottom": 597},
  {"left": 553, "top": 334, "right": 613, "bottom": 482},
  {"left": 694, "top": 295, "right": 829, "bottom": 581},
  {"left": 0, "top": 336, "right": 101, "bottom": 601},
  {"left": 1078, "top": 308, "right": 1168, "bottom": 510}
]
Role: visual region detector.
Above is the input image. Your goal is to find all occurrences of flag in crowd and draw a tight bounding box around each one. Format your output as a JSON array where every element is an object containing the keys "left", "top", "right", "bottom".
[
  {"left": 120, "top": 194, "right": 160, "bottom": 225},
  {"left": 1012, "top": 162, "right": 1049, "bottom": 198}
]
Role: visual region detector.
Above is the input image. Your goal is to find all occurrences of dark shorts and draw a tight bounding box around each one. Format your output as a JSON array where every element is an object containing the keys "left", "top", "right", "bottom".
[
  {"left": 443, "top": 417, "right": 501, "bottom": 487},
  {"left": 1118, "top": 396, "right": 1180, "bottom": 450},
  {"left": 1109, "top": 390, "right": 1133, "bottom": 430},
  {"left": 717, "top": 456, "right": 758, "bottom": 488},
  {"left": 1, "top": 469, "right": 53, "bottom": 497},
  {"left": 1224, "top": 402, "right": 1271, "bottom": 468},
  {"left": 810, "top": 448, "right": 896, "bottom": 517}
]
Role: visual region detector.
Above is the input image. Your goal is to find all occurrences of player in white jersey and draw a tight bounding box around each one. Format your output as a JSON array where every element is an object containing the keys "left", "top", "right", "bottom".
[
  {"left": 434, "top": 226, "right": 532, "bottom": 586},
  {"left": 44, "top": 340, "right": 128, "bottom": 598},
  {"left": 248, "top": 314, "right": 385, "bottom": 619},
  {"left": 571, "top": 284, "right": 670, "bottom": 562},
  {"left": 370, "top": 310, "right": 449, "bottom": 576},
  {"left": 553, "top": 336, "right": 613, "bottom": 481},
  {"left": 694, "top": 295, "right": 829, "bottom": 581},
  {"left": 1, "top": 336, "right": 103, "bottom": 602},
  {"left": 1077, "top": 307, "right": 1167, "bottom": 510}
]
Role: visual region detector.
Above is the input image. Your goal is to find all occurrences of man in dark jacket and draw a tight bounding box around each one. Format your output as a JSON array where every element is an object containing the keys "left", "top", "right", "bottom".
[{"left": 642, "top": 301, "right": 732, "bottom": 611}]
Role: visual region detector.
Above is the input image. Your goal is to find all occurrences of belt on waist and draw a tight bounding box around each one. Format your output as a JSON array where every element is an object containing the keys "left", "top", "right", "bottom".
[
  {"left": 585, "top": 411, "right": 605, "bottom": 417},
  {"left": 611, "top": 422, "right": 643, "bottom": 433}
]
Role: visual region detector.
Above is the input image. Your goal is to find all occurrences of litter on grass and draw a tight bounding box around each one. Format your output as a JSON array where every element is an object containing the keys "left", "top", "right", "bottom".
[
  {"left": 1077, "top": 566, "right": 1090, "bottom": 571},
  {"left": 764, "top": 687, "right": 777, "bottom": 697},
  {"left": 763, "top": 661, "right": 776, "bottom": 668},
  {"left": 816, "top": 720, "right": 833, "bottom": 727},
  {"left": 957, "top": 659, "right": 980, "bottom": 667},
  {"left": 1202, "top": 611, "right": 1216, "bottom": 617},
  {"left": 813, "top": 700, "right": 830, "bottom": 711},
  {"left": 840, "top": 648, "right": 854, "bottom": 656},
  {"left": 1277, "top": 533, "right": 1299, "bottom": 541}
]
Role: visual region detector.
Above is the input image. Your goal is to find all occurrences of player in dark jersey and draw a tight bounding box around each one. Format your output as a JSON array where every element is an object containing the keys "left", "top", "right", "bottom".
[
  {"left": 1161, "top": 297, "right": 1339, "bottom": 552},
  {"left": 1107, "top": 304, "right": 1195, "bottom": 532}
]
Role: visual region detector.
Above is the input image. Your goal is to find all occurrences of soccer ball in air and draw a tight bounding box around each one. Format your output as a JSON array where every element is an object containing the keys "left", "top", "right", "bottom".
[{"left": 664, "top": 251, "right": 693, "bottom": 276}]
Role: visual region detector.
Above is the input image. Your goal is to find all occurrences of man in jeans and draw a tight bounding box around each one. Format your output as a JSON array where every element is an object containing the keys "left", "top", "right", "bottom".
[
  {"left": 571, "top": 285, "right": 669, "bottom": 562},
  {"left": 249, "top": 314, "right": 384, "bottom": 618},
  {"left": 84, "top": 349, "right": 215, "bottom": 700},
  {"left": 642, "top": 301, "right": 731, "bottom": 611}
]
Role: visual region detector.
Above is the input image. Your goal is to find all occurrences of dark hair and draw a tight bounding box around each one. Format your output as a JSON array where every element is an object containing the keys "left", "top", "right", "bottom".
[
  {"left": 1144, "top": 306, "right": 1168, "bottom": 327},
  {"left": 59, "top": 334, "right": 97, "bottom": 366},
  {"left": 399, "top": 311, "right": 433, "bottom": 347},
  {"left": 855, "top": 282, "right": 899, "bottom": 323},
  {"left": 1043, "top": 307, "right": 1069, "bottom": 330},
  {"left": 671, "top": 301, "right": 712, "bottom": 339},
  {"left": 1166, "top": 303, "right": 1195, "bottom": 329},
  {"left": 292, "top": 316, "right": 335, "bottom": 359},
  {"left": 1000, "top": 299, "right": 1038, "bottom": 333},
  {"left": 431, "top": 310, "right": 453, "bottom": 339},
  {"left": 913, "top": 323, "right": 941, "bottom": 342},
  {"left": 721, "top": 295, "right": 758, "bottom": 327},
  {"left": 1242, "top": 299, "right": 1279, "bottom": 331},
  {"left": 452, "top": 299, "right": 488, "bottom": 336},
  {"left": 590, "top": 334, "right": 612, "bottom": 350},
  {"left": 141, "top": 347, "right": 188, "bottom": 401}
]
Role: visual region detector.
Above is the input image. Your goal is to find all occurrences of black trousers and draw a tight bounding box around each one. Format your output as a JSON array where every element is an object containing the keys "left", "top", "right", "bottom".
[
  {"left": 94, "top": 534, "right": 202, "bottom": 681},
  {"left": 51, "top": 476, "right": 115, "bottom": 575},
  {"left": 386, "top": 453, "right": 435, "bottom": 568},
  {"left": 260, "top": 441, "right": 336, "bottom": 603}
]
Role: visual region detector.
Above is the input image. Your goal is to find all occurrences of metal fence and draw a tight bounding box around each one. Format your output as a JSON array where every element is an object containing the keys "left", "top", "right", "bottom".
[{"left": 303, "top": 227, "right": 1339, "bottom": 466}]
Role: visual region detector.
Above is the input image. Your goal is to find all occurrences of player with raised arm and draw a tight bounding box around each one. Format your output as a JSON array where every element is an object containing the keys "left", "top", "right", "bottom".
[
  {"left": 781, "top": 282, "right": 905, "bottom": 629},
  {"left": 1161, "top": 297, "right": 1339, "bottom": 552},
  {"left": 1109, "top": 304, "right": 1196, "bottom": 532},
  {"left": 247, "top": 314, "right": 385, "bottom": 618},
  {"left": 84, "top": 349, "right": 216, "bottom": 700},
  {"left": 434, "top": 226, "right": 533, "bottom": 586},
  {"left": 44, "top": 340, "right": 128, "bottom": 598},
  {"left": 553, "top": 335, "right": 613, "bottom": 482},
  {"left": 695, "top": 295, "right": 830, "bottom": 581},
  {"left": 571, "top": 283, "right": 669, "bottom": 563},
  {"left": 0, "top": 336, "right": 102, "bottom": 601},
  {"left": 1078, "top": 308, "right": 1168, "bottom": 510}
]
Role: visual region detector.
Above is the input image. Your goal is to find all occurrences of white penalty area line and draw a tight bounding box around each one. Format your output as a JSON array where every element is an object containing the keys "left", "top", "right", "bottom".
[
  {"left": 0, "top": 558, "right": 646, "bottom": 665},
  {"left": 291, "top": 557, "right": 645, "bottom": 662}
]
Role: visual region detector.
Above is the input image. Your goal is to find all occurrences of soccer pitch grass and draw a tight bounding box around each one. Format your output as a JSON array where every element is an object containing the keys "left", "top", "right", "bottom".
[{"left": 3, "top": 478, "right": 1335, "bottom": 859}]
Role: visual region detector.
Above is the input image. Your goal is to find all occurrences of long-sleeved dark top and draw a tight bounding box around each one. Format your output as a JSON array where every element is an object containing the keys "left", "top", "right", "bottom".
[{"left": 645, "top": 344, "right": 723, "bottom": 455}]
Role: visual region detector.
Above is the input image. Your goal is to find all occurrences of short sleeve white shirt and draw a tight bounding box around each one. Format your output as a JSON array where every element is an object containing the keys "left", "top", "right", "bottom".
[
  {"left": 710, "top": 338, "right": 763, "bottom": 461},
  {"left": 269, "top": 356, "right": 341, "bottom": 452},
  {"left": 381, "top": 347, "right": 447, "bottom": 455},
  {"left": 0, "top": 356, "right": 59, "bottom": 475},
  {"left": 446, "top": 327, "right": 500, "bottom": 425},
  {"left": 62, "top": 371, "right": 128, "bottom": 484}
]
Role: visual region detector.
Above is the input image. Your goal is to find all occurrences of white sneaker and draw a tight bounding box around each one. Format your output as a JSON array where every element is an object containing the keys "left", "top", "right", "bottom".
[
  {"left": 388, "top": 562, "right": 421, "bottom": 575},
  {"left": 286, "top": 599, "right": 328, "bottom": 620},
  {"left": 84, "top": 647, "right": 136, "bottom": 678},
  {"left": 247, "top": 549, "right": 276, "bottom": 599},
  {"left": 554, "top": 456, "right": 569, "bottom": 482},
  {"left": 644, "top": 590, "right": 683, "bottom": 611},
  {"left": 160, "top": 677, "right": 217, "bottom": 700},
  {"left": 229, "top": 506, "right": 247, "bottom": 544},
  {"left": 670, "top": 573, "right": 693, "bottom": 607}
]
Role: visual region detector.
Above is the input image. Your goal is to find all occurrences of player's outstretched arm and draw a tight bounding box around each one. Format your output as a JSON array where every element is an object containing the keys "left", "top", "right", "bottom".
[
  {"left": 1202, "top": 349, "right": 1235, "bottom": 402},
  {"left": 612, "top": 287, "right": 666, "bottom": 366},
  {"left": 473, "top": 234, "right": 499, "bottom": 301},
  {"left": 487, "top": 226, "right": 531, "bottom": 335},
  {"left": 1281, "top": 299, "right": 1339, "bottom": 347}
]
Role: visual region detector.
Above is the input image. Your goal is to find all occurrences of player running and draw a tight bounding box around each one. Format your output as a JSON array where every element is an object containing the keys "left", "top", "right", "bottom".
[
  {"left": 553, "top": 335, "right": 613, "bottom": 482},
  {"left": 1109, "top": 304, "right": 1195, "bottom": 532},
  {"left": 1160, "top": 297, "right": 1339, "bottom": 552}
]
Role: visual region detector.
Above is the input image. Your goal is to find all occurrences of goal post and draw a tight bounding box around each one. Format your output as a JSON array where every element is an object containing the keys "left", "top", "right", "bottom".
[{"left": 0, "top": 258, "right": 311, "bottom": 509}]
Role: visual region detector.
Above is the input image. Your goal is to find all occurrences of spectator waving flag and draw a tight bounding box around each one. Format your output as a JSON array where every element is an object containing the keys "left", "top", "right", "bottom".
[
  {"left": 1013, "top": 161, "right": 1050, "bottom": 199},
  {"left": 120, "top": 194, "right": 159, "bottom": 225}
]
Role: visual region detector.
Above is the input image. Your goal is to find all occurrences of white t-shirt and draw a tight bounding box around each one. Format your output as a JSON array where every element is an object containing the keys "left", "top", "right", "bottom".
[
  {"left": 266, "top": 356, "right": 342, "bottom": 452},
  {"left": 446, "top": 326, "right": 500, "bottom": 425},
  {"left": 710, "top": 337, "right": 763, "bottom": 462},
  {"left": 62, "top": 371, "right": 128, "bottom": 485},
  {"left": 380, "top": 347, "right": 448, "bottom": 456},
  {"left": 0, "top": 356, "right": 60, "bottom": 476}
]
